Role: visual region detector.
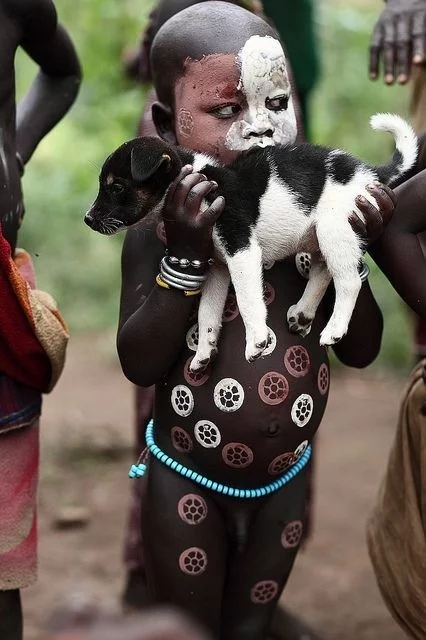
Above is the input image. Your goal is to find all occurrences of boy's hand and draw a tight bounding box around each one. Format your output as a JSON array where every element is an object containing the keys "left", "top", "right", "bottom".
[
  {"left": 349, "top": 182, "right": 396, "bottom": 245},
  {"left": 162, "top": 166, "right": 225, "bottom": 263},
  {"left": 369, "top": 0, "right": 426, "bottom": 84}
]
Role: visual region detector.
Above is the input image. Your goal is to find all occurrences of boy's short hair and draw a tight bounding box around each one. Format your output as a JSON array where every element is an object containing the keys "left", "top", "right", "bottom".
[{"left": 151, "top": 0, "right": 278, "bottom": 107}]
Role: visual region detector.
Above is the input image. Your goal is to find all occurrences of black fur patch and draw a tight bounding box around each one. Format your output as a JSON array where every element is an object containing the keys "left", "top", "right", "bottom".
[
  {"left": 268, "top": 143, "right": 328, "bottom": 212},
  {"left": 327, "top": 152, "right": 359, "bottom": 184}
]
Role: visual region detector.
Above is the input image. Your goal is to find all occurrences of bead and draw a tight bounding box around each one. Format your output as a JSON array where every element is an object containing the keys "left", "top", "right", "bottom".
[
  {"left": 179, "top": 258, "right": 190, "bottom": 268},
  {"left": 169, "top": 256, "right": 179, "bottom": 265},
  {"left": 191, "top": 259, "right": 203, "bottom": 269},
  {"left": 211, "top": 482, "right": 218, "bottom": 492}
]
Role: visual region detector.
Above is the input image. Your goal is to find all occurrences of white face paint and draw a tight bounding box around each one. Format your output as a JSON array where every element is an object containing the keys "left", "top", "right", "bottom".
[{"left": 225, "top": 35, "right": 297, "bottom": 152}]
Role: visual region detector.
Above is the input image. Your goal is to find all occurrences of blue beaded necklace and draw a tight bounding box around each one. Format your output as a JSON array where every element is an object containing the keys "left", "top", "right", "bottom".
[{"left": 129, "top": 420, "right": 311, "bottom": 499}]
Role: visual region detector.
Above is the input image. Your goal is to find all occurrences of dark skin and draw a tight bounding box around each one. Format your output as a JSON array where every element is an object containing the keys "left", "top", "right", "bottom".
[
  {"left": 0, "top": 0, "right": 81, "bottom": 253},
  {"left": 0, "top": 1, "right": 80, "bottom": 639},
  {"left": 369, "top": 0, "right": 426, "bottom": 84},
  {"left": 117, "top": 4, "right": 395, "bottom": 638}
]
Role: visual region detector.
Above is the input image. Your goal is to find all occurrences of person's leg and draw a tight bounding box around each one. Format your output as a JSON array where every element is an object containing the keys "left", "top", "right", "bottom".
[
  {"left": 0, "top": 589, "right": 22, "bottom": 640},
  {"left": 141, "top": 458, "right": 227, "bottom": 636},
  {"left": 221, "top": 469, "right": 309, "bottom": 640},
  {"left": 122, "top": 386, "right": 154, "bottom": 611}
]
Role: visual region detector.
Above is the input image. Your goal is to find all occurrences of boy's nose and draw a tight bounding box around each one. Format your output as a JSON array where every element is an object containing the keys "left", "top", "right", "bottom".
[{"left": 242, "top": 121, "right": 274, "bottom": 139}]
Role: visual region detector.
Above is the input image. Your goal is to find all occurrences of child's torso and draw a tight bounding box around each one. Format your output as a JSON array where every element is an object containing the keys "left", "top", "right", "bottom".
[{"left": 154, "top": 256, "right": 329, "bottom": 488}]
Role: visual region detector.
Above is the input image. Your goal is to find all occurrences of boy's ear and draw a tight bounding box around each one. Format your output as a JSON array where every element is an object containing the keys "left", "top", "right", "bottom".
[
  {"left": 152, "top": 101, "right": 178, "bottom": 145},
  {"left": 130, "top": 148, "right": 171, "bottom": 183}
]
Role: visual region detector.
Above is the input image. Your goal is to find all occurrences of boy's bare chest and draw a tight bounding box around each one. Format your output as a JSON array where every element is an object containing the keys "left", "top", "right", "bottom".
[{"left": 154, "top": 260, "right": 329, "bottom": 484}]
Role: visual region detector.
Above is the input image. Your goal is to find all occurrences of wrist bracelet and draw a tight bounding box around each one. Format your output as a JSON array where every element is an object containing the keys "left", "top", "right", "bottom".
[
  {"left": 165, "top": 249, "right": 214, "bottom": 270},
  {"left": 358, "top": 261, "right": 370, "bottom": 282},
  {"left": 156, "top": 274, "right": 201, "bottom": 296},
  {"left": 16, "top": 152, "right": 25, "bottom": 177},
  {"left": 160, "top": 257, "right": 207, "bottom": 291}
]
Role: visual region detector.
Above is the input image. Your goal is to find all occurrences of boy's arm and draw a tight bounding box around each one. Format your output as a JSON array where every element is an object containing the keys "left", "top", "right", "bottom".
[
  {"left": 13, "top": 0, "right": 82, "bottom": 165},
  {"left": 117, "top": 169, "right": 224, "bottom": 387}
]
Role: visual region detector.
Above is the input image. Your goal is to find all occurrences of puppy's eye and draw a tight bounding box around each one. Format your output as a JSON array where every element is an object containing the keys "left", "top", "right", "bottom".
[
  {"left": 110, "top": 182, "right": 124, "bottom": 195},
  {"left": 265, "top": 95, "right": 289, "bottom": 111}
]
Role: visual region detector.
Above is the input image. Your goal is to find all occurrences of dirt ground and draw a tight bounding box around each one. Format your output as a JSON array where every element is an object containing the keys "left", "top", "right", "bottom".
[{"left": 23, "top": 333, "right": 409, "bottom": 640}]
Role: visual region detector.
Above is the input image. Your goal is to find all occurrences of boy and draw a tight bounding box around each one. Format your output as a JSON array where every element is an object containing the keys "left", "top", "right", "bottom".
[
  {"left": 0, "top": 2, "right": 81, "bottom": 639},
  {"left": 117, "top": 3, "right": 393, "bottom": 638}
]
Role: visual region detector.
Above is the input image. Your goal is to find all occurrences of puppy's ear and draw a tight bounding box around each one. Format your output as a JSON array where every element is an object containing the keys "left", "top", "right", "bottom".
[{"left": 130, "top": 148, "right": 171, "bottom": 183}]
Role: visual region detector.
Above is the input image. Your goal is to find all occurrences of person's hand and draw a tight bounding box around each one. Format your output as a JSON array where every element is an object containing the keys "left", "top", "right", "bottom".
[
  {"left": 349, "top": 182, "right": 397, "bottom": 245},
  {"left": 162, "top": 166, "right": 225, "bottom": 265},
  {"left": 369, "top": 0, "right": 426, "bottom": 84}
]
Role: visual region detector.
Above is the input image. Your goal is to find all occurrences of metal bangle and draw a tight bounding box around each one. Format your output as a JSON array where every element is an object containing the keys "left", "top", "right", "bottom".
[
  {"left": 358, "top": 261, "right": 370, "bottom": 282},
  {"left": 160, "top": 270, "right": 203, "bottom": 291},
  {"left": 161, "top": 257, "right": 207, "bottom": 282}
]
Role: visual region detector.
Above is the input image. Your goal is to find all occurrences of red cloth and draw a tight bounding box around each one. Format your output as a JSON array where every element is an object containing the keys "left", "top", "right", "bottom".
[{"left": 0, "top": 227, "right": 51, "bottom": 391}]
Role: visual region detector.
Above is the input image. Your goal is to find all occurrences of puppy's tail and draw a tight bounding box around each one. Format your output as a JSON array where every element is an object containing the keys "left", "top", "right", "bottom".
[{"left": 371, "top": 113, "right": 418, "bottom": 185}]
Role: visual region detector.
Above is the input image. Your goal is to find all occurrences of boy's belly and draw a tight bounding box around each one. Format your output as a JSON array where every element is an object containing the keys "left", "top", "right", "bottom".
[{"left": 154, "top": 260, "right": 330, "bottom": 488}]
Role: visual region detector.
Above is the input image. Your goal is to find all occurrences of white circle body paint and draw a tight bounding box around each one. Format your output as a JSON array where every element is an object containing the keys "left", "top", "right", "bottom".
[
  {"left": 225, "top": 35, "right": 297, "bottom": 152},
  {"left": 171, "top": 385, "right": 194, "bottom": 417},
  {"left": 291, "top": 394, "right": 313, "bottom": 427},
  {"left": 186, "top": 323, "right": 199, "bottom": 351},
  {"left": 194, "top": 420, "right": 222, "bottom": 448},
  {"left": 214, "top": 378, "right": 245, "bottom": 412}
]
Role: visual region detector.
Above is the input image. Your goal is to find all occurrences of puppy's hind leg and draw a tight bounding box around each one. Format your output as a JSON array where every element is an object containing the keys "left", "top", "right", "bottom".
[
  {"left": 190, "top": 265, "right": 231, "bottom": 372},
  {"left": 287, "top": 256, "right": 331, "bottom": 336},
  {"left": 227, "top": 240, "right": 269, "bottom": 363},
  {"left": 316, "top": 213, "right": 363, "bottom": 346}
]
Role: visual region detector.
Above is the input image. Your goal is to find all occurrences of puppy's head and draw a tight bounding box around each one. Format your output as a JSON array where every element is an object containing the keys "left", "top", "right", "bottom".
[{"left": 84, "top": 137, "right": 181, "bottom": 234}]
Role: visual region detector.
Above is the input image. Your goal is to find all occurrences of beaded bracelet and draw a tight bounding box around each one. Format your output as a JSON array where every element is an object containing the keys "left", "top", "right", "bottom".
[{"left": 156, "top": 274, "right": 201, "bottom": 296}]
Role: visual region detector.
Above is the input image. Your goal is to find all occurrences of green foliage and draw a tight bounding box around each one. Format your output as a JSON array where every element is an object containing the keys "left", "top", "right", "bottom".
[{"left": 15, "top": 0, "right": 413, "bottom": 367}]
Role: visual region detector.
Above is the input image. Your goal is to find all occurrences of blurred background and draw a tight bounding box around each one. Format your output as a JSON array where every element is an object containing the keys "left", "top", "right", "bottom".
[{"left": 16, "top": 0, "right": 413, "bottom": 370}]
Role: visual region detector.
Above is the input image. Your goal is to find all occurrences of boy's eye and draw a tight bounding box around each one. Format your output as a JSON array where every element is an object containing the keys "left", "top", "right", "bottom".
[
  {"left": 110, "top": 182, "right": 125, "bottom": 195},
  {"left": 210, "top": 104, "right": 241, "bottom": 119},
  {"left": 265, "top": 95, "right": 289, "bottom": 111}
]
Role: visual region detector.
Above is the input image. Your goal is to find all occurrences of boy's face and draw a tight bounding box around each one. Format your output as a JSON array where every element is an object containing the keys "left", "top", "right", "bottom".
[{"left": 173, "top": 35, "right": 297, "bottom": 164}]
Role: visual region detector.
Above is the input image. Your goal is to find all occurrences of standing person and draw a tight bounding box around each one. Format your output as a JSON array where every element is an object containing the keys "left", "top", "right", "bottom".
[
  {"left": 0, "top": 2, "right": 81, "bottom": 639},
  {"left": 114, "top": 3, "right": 396, "bottom": 638},
  {"left": 120, "top": 3, "right": 393, "bottom": 639}
]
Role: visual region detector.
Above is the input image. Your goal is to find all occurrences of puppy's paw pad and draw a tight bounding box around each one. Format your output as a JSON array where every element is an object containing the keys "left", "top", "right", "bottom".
[{"left": 287, "top": 306, "right": 313, "bottom": 337}]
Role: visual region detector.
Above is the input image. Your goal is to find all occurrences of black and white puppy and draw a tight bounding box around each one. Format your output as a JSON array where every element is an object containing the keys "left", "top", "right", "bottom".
[{"left": 85, "top": 113, "right": 417, "bottom": 371}]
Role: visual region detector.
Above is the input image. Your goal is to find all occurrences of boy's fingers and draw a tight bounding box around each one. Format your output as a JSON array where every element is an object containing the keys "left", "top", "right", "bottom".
[
  {"left": 172, "top": 173, "right": 207, "bottom": 210},
  {"left": 205, "top": 195, "right": 225, "bottom": 222},
  {"left": 185, "top": 180, "right": 218, "bottom": 213},
  {"left": 166, "top": 165, "right": 193, "bottom": 202},
  {"left": 348, "top": 211, "right": 367, "bottom": 237},
  {"left": 366, "top": 183, "right": 397, "bottom": 224}
]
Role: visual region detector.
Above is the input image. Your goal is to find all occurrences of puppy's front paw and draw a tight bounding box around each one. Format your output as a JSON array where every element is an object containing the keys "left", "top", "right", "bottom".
[
  {"left": 319, "top": 320, "right": 348, "bottom": 346},
  {"left": 287, "top": 305, "right": 313, "bottom": 337},
  {"left": 245, "top": 328, "right": 270, "bottom": 363}
]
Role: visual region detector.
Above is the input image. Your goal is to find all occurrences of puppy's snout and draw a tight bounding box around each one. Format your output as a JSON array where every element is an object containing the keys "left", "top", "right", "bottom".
[{"left": 84, "top": 210, "right": 95, "bottom": 228}]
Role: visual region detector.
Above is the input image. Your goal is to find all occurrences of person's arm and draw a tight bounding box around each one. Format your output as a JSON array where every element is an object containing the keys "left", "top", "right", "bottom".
[
  {"left": 369, "top": 168, "right": 426, "bottom": 317},
  {"left": 117, "top": 168, "right": 224, "bottom": 387},
  {"left": 369, "top": 0, "right": 426, "bottom": 84},
  {"left": 12, "top": 0, "right": 82, "bottom": 165},
  {"left": 329, "top": 183, "right": 396, "bottom": 367}
]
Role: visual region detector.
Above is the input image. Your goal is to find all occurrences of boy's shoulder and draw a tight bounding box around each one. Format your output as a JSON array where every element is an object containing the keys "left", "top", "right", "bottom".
[{"left": 3, "top": 0, "right": 57, "bottom": 31}]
